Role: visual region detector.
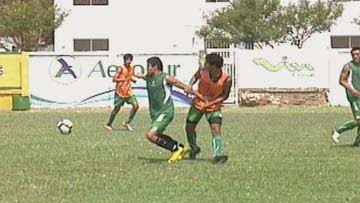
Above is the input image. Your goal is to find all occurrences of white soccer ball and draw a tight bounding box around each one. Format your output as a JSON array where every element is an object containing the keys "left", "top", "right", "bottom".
[{"left": 57, "top": 119, "right": 73, "bottom": 135}]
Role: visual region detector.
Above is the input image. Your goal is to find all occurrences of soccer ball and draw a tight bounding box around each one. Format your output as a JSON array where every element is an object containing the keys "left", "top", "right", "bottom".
[{"left": 57, "top": 119, "right": 73, "bottom": 134}]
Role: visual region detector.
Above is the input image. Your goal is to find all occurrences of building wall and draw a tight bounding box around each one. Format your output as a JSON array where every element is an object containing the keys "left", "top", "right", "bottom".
[{"left": 54, "top": 0, "right": 231, "bottom": 54}]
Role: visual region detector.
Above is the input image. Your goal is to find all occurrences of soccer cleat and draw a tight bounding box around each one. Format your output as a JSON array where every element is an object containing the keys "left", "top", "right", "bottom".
[
  {"left": 178, "top": 145, "right": 191, "bottom": 160},
  {"left": 212, "top": 155, "right": 228, "bottom": 164},
  {"left": 122, "top": 121, "right": 134, "bottom": 131},
  {"left": 104, "top": 125, "right": 113, "bottom": 131},
  {"left": 331, "top": 130, "right": 340, "bottom": 144},
  {"left": 189, "top": 146, "right": 201, "bottom": 160},
  {"left": 168, "top": 146, "right": 186, "bottom": 163}
]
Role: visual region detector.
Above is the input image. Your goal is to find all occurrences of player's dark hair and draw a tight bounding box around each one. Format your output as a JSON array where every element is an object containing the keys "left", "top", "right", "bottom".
[
  {"left": 351, "top": 48, "right": 360, "bottom": 55},
  {"left": 147, "top": 57, "right": 163, "bottom": 71},
  {"left": 124, "top": 53, "right": 133, "bottom": 62},
  {"left": 206, "top": 53, "right": 224, "bottom": 68}
]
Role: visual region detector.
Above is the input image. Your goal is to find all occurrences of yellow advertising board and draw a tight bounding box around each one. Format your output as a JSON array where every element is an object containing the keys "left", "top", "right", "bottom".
[{"left": 0, "top": 53, "right": 29, "bottom": 110}]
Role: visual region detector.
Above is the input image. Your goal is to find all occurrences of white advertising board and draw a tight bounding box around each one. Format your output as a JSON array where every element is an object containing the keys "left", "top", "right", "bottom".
[{"left": 29, "top": 53, "right": 198, "bottom": 108}]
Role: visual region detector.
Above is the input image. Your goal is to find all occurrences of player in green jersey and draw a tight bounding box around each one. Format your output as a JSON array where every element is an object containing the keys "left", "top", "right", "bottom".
[
  {"left": 136, "top": 56, "right": 204, "bottom": 163},
  {"left": 332, "top": 47, "right": 360, "bottom": 146}
]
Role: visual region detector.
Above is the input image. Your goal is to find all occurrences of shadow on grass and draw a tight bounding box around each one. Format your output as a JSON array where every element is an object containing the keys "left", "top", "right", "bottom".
[
  {"left": 332, "top": 144, "right": 356, "bottom": 148},
  {"left": 103, "top": 128, "right": 128, "bottom": 132},
  {"left": 137, "top": 156, "right": 213, "bottom": 164}
]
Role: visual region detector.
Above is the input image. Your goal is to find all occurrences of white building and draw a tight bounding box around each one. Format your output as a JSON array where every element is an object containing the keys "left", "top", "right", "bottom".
[
  {"left": 53, "top": 0, "right": 360, "bottom": 54},
  {"left": 54, "top": 0, "right": 232, "bottom": 54}
]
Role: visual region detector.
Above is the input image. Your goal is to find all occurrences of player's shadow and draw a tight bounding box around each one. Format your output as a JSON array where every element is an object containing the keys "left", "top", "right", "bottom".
[
  {"left": 137, "top": 156, "right": 212, "bottom": 164},
  {"left": 332, "top": 144, "right": 355, "bottom": 148},
  {"left": 109, "top": 128, "right": 128, "bottom": 131}
]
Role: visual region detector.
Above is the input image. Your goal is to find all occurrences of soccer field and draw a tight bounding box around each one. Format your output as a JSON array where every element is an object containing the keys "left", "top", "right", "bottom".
[{"left": 1, "top": 107, "right": 360, "bottom": 203}]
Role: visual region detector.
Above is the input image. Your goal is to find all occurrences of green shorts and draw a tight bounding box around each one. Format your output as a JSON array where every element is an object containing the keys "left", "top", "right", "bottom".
[
  {"left": 186, "top": 105, "right": 223, "bottom": 125},
  {"left": 150, "top": 112, "right": 174, "bottom": 133},
  {"left": 114, "top": 95, "right": 137, "bottom": 107},
  {"left": 350, "top": 100, "right": 360, "bottom": 120}
]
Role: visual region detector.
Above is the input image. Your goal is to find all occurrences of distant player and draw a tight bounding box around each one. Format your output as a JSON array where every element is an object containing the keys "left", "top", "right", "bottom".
[
  {"left": 136, "top": 56, "right": 203, "bottom": 163},
  {"left": 185, "top": 53, "right": 232, "bottom": 164},
  {"left": 332, "top": 47, "right": 360, "bottom": 146},
  {"left": 105, "top": 53, "right": 139, "bottom": 131}
]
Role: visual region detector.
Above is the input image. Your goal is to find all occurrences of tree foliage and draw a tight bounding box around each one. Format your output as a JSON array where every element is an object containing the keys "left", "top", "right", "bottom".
[
  {"left": 199, "top": 0, "right": 344, "bottom": 49},
  {"left": 283, "top": 0, "right": 343, "bottom": 48},
  {"left": 0, "top": 0, "right": 68, "bottom": 52}
]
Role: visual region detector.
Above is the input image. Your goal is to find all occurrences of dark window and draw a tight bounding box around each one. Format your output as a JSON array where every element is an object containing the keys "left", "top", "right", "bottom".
[
  {"left": 206, "top": 0, "right": 229, "bottom": 2},
  {"left": 74, "top": 39, "right": 109, "bottom": 51},
  {"left": 92, "top": 0, "right": 108, "bottom": 5},
  {"left": 331, "top": 36, "right": 350, "bottom": 48},
  {"left": 92, "top": 39, "right": 109, "bottom": 51},
  {"left": 74, "top": 0, "right": 90, "bottom": 5},
  {"left": 351, "top": 36, "right": 360, "bottom": 48},
  {"left": 74, "top": 39, "right": 91, "bottom": 51}
]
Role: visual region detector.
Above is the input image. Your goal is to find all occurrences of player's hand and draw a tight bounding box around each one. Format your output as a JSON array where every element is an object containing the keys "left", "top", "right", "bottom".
[
  {"left": 351, "top": 89, "right": 360, "bottom": 98},
  {"left": 135, "top": 73, "right": 145, "bottom": 79},
  {"left": 184, "top": 86, "right": 194, "bottom": 95}
]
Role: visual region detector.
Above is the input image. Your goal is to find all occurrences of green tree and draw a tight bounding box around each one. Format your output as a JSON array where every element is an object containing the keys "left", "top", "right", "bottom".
[
  {"left": 198, "top": 0, "right": 286, "bottom": 50},
  {"left": 199, "top": 0, "right": 343, "bottom": 49},
  {"left": 0, "top": 0, "right": 68, "bottom": 52},
  {"left": 283, "top": 0, "right": 343, "bottom": 48}
]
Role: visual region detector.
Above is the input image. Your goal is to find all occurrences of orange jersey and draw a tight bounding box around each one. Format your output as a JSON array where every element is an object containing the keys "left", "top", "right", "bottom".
[
  {"left": 194, "top": 70, "right": 228, "bottom": 112},
  {"left": 115, "top": 65, "right": 133, "bottom": 98}
]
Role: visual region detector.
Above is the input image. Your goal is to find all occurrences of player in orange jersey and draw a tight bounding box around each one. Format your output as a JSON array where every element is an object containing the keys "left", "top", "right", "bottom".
[
  {"left": 105, "top": 54, "right": 139, "bottom": 131},
  {"left": 185, "top": 53, "right": 232, "bottom": 164}
]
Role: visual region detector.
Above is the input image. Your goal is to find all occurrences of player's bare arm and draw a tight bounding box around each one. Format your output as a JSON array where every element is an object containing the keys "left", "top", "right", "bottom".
[
  {"left": 339, "top": 65, "right": 360, "bottom": 97},
  {"left": 203, "top": 77, "right": 232, "bottom": 108},
  {"left": 165, "top": 76, "right": 205, "bottom": 101},
  {"left": 134, "top": 73, "right": 146, "bottom": 80},
  {"left": 189, "top": 69, "right": 202, "bottom": 87}
]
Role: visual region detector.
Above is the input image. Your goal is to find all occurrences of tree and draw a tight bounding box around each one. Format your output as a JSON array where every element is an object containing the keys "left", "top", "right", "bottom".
[
  {"left": 198, "top": 0, "right": 286, "bottom": 50},
  {"left": 0, "top": 0, "right": 68, "bottom": 52},
  {"left": 198, "top": 0, "right": 343, "bottom": 49},
  {"left": 282, "top": 0, "right": 343, "bottom": 48}
]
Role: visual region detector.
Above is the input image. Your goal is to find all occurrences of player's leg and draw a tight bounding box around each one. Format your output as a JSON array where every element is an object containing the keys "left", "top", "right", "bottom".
[
  {"left": 354, "top": 125, "right": 360, "bottom": 147},
  {"left": 206, "top": 110, "right": 228, "bottom": 164},
  {"left": 185, "top": 105, "right": 203, "bottom": 159},
  {"left": 352, "top": 100, "right": 360, "bottom": 146},
  {"left": 146, "top": 113, "right": 188, "bottom": 163},
  {"left": 332, "top": 101, "right": 359, "bottom": 143},
  {"left": 122, "top": 96, "right": 139, "bottom": 131},
  {"left": 105, "top": 95, "right": 125, "bottom": 130}
]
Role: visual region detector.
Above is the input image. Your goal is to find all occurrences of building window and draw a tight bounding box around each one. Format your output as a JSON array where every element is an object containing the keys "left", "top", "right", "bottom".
[
  {"left": 74, "top": 0, "right": 90, "bottom": 5},
  {"left": 74, "top": 39, "right": 109, "bottom": 51},
  {"left": 92, "top": 39, "right": 109, "bottom": 51},
  {"left": 206, "top": 0, "right": 230, "bottom": 2},
  {"left": 92, "top": 0, "right": 108, "bottom": 5},
  {"left": 331, "top": 36, "right": 360, "bottom": 49},
  {"left": 74, "top": 0, "right": 108, "bottom": 5},
  {"left": 351, "top": 36, "right": 360, "bottom": 48}
]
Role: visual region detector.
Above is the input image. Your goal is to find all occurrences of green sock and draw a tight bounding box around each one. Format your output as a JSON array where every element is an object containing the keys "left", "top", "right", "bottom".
[
  {"left": 336, "top": 120, "right": 358, "bottom": 134},
  {"left": 212, "top": 136, "right": 223, "bottom": 157},
  {"left": 126, "top": 109, "right": 137, "bottom": 124},
  {"left": 354, "top": 127, "right": 360, "bottom": 146},
  {"left": 186, "top": 131, "right": 198, "bottom": 150},
  {"left": 107, "top": 107, "right": 120, "bottom": 126}
]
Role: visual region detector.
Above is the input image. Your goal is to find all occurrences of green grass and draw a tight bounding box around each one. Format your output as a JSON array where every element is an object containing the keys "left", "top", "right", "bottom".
[{"left": 1, "top": 106, "right": 360, "bottom": 203}]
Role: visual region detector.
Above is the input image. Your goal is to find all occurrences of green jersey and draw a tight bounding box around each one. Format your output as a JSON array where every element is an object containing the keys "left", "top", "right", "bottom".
[
  {"left": 146, "top": 73, "right": 174, "bottom": 120},
  {"left": 346, "top": 61, "right": 360, "bottom": 102}
]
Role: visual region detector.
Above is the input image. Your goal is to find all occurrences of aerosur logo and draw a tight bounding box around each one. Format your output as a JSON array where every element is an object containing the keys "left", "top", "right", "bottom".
[{"left": 49, "top": 56, "right": 82, "bottom": 85}]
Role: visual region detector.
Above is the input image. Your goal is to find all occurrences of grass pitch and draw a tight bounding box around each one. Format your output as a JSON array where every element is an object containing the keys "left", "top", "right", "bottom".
[{"left": 1, "top": 107, "right": 360, "bottom": 203}]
